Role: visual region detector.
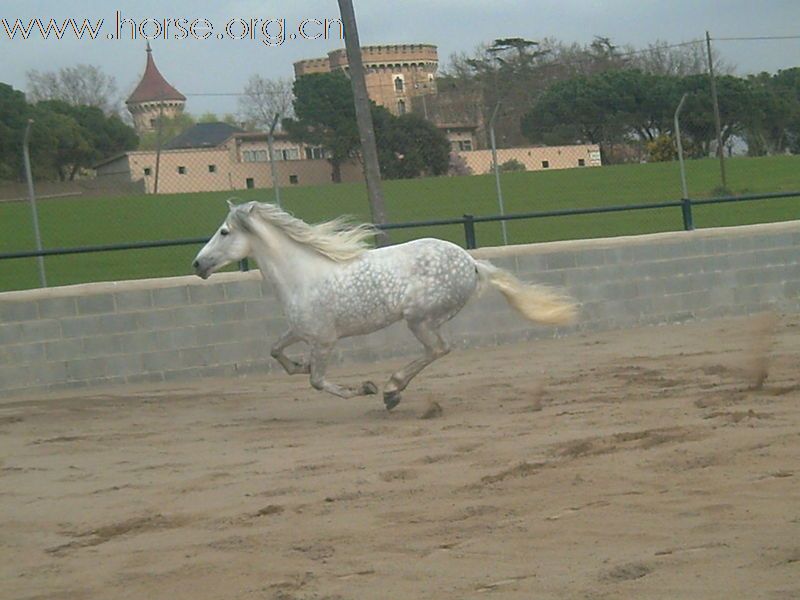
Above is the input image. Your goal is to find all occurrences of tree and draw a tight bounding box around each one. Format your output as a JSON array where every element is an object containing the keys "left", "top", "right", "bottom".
[
  {"left": 743, "top": 68, "right": 800, "bottom": 155},
  {"left": 443, "top": 38, "right": 554, "bottom": 147},
  {"left": 28, "top": 104, "right": 90, "bottom": 181},
  {"left": 632, "top": 39, "right": 731, "bottom": 77},
  {"left": 0, "top": 83, "right": 29, "bottom": 181},
  {"left": 198, "top": 112, "right": 240, "bottom": 126},
  {"left": 237, "top": 75, "right": 294, "bottom": 131},
  {"left": 677, "top": 74, "right": 753, "bottom": 157},
  {"left": 29, "top": 100, "right": 138, "bottom": 180},
  {"left": 284, "top": 72, "right": 449, "bottom": 181},
  {"left": 283, "top": 71, "right": 360, "bottom": 182},
  {"left": 773, "top": 67, "right": 800, "bottom": 153},
  {"left": 373, "top": 109, "right": 450, "bottom": 179},
  {"left": 441, "top": 36, "right": 636, "bottom": 147},
  {"left": 520, "top": 73, "right": 625, "bottom": 156},
  {"left": 26, "top": 65, "right": 119, "bottom": 114},
  {"left": 520, "top": 68, "right": 761, "bottom": 162}
]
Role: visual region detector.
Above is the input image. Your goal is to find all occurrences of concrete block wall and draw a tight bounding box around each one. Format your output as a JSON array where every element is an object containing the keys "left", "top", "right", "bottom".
[{"left": 1, "top": 220, "right": 798, "bottom": 397}]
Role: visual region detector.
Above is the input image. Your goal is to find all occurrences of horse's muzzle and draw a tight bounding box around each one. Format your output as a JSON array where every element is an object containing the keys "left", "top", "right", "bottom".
[{"left": 192, "top": 260, "right": 210, "bottom": 279}]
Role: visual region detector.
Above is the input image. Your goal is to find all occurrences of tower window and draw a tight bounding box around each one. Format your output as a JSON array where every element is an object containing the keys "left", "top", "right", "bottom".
[
  {"left": 177, "top": 166, "right": 187, "bottom": 174},
  {"left": 397, "top": 99, "right": 406, "bottom": 115},
  {"left": 394, "top": 76, "right": 404, "bottom": 92},
  {"left": 143, "top": 167, "right": 152, "bottom": 176},
  {"left": 208, "top": 164, "right": 216, "bottom": 173}
]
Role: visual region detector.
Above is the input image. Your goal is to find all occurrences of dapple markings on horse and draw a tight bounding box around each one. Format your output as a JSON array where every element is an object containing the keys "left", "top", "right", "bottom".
[{"left": 193, "top": 201, "right": 577, "bottom": 410}]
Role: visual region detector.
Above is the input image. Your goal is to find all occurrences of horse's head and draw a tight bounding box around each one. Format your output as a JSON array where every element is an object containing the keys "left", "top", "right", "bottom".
[{"left": 192, "top": 200, "right": 253, "bottom": 279}]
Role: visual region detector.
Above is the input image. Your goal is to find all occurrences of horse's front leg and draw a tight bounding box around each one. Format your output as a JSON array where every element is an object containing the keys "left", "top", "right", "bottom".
[
  {"left": 309, "top": 342, "right": 378, "bottom": 398},
  {"left": 270, "top": 330, "right": 309, "bottom": 375}
]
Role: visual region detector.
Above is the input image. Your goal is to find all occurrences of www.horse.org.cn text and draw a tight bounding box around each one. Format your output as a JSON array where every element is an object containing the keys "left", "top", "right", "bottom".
[{"left": 1, "top": 12, "right": 345, "bottom": 47}]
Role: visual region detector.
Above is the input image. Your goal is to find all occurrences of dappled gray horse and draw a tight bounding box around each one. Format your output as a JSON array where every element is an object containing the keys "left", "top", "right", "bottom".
[{"left": 193, "top": 201, "right": 576, "bottom": 410}]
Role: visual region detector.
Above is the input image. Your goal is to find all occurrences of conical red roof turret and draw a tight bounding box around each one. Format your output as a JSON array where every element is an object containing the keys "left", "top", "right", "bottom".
[{"left": 126, "top": 43, "right": 186, "bottom": 104}]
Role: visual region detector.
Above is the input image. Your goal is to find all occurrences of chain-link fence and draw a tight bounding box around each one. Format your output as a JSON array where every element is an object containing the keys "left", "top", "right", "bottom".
[{"left": 2, "top": 36, "right": 799, "bottom": 292}]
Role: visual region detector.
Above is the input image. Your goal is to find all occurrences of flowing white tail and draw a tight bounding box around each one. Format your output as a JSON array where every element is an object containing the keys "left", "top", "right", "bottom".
[{"left": 475, "top": 260, "right": 578, "bottom": 326}]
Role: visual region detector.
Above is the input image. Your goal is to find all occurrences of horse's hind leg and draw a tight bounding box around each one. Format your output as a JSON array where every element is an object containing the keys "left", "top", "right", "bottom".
[
  {"left": 308, "top": 342, "right": 378, "bottom": 398},
  {"left": 270, "top": 330, "right": 309, "bottom": 375},
  {"left": 383, "top": 320, "right": 450, "bottom": 410}
]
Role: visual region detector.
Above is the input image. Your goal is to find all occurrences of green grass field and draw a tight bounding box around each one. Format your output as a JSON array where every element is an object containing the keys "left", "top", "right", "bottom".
[{"left": 1, "top": 155, "right": 799, "bottom": 292}]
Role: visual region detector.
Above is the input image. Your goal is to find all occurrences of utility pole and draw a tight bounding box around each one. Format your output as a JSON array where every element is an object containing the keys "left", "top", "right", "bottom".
[
  {"left": 337, "top": 0, "right": 389, "bottom": 239},
  {"left": 705, "top": 31, "right": 727, "bottom": 190}
]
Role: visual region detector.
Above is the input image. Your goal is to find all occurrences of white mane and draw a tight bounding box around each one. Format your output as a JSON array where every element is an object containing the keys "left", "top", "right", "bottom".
[{"left": 235, "top": 201, "right": 377, "bottom": 262}]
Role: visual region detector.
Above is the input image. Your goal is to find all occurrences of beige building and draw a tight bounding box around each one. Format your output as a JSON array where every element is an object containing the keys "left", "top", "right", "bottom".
[
  {"left": 95, "top": 126, "right": 363, "bottom": 195},
  {"left": 100, "top": 43, "right": 601, "bottom": 195},
  {"left": 457, "top": 145, "right": 602, "bottom": 175}
]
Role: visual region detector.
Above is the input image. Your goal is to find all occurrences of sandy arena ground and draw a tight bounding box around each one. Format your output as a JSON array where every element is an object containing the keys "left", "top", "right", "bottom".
[{"left": 1, "top": 314, "right": 799, "bottom": 600}]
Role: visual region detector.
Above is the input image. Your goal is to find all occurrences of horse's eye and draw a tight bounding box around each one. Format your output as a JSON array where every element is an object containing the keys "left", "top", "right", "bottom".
[{"left": 220, "top": 229, "right": 230, "bottom": 237}]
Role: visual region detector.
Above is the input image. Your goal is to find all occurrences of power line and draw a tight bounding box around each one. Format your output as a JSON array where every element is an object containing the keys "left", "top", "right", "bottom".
[{"left": 712, "top": 35, "right": 800, "bottom": 41}]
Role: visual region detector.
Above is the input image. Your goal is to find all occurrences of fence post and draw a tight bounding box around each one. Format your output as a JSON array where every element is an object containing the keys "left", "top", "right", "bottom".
[
  {"left": 681, "top": 198, "right": 694, "bottom": 231},
  {"left": 267, "top": 113, "right": 281, "bottom": 207},
  {"left": 23, "top": 120, "right": 47, "bottom": 287},
  {"left": 463, "top": 214, "right": 477, "bottom": 249}
]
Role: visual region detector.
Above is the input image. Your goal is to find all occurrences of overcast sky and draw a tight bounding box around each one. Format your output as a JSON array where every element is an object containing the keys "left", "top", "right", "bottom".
[{"left": 3, "top": 0, "right": 799, "bottom": 116}]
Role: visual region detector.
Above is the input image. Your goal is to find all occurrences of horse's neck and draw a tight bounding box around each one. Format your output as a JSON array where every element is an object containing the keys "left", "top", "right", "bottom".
[{"left": 248, "top": 221, "right": 333, "bottom": 301}]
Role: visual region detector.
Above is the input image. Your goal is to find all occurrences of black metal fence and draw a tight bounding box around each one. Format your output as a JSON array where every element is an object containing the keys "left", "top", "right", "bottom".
[{"left": 1, "top": 190, "right": 799, "bottom": 281}]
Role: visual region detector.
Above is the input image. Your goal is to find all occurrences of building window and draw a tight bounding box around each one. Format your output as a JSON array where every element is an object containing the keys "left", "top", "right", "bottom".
[
  {"left": 289, "top": 174, "right": 299, "bottom": 185},
  {"left": 281, "top": 148, "right": 299, "bottom": 160},
  {"left": 149, "top": 119, "right": 157, "bottom": 128},
  {"left": 256, "top": 150, "right": 268, "bottom": 162},
  {"left": 578, "top": 158, "right": 586, "bottom": 167},
  {"left": 397, "top": 99, "right": 406, "bottom": 115},
  {"left": 246, "top": 177, "right": 254, "bottom": 189},
  {"left": 177, "top": 166, "right": 187, "bottom": 174},
  {"left": 458, "top": 140, "right": 472, "bottom": 151},
  {"left": 394, "top": 76, "right": 404, "bottom": 92},
  {"left": 208, "top": 164, "right": 216, "bottom": 173},
  {"left": 305, "top": 147, "right": 326, "bottom": 160},
  {"left": 143, "top": 167, "right": 152, "bottom": 176},
  {"left": 542, "top": 160, "right": 550, "bottom": 169},
  {"left": 242, "top": 150, "right": 253, "bottom": 162}
]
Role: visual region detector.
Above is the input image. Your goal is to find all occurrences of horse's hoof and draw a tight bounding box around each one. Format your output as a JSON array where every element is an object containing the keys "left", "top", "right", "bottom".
[
  {"left": 362, "top": 381, "right": 378, "bottom": 395},
  {"left": 384, "top": 391, "right": 401, "bottom": 411}
]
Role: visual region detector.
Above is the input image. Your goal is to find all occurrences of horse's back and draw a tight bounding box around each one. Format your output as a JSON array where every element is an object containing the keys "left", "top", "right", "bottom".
[
  {"left": 371, "top": 238, "right": 478, "bottom": 323},
  {"left": 299, "top": 238, "right": 477, "bottom": 339}
]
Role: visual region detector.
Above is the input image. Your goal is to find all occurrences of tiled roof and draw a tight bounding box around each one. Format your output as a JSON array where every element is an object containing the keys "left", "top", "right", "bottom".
[
  {"left": 126, "top": 44, "right": 186, "bottom": 104},
  {"left": 163, "top": 122, "right": 244, "bottom": 150}
]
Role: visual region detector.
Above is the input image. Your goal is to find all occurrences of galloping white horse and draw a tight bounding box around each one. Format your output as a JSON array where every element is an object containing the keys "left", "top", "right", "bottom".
[{"left": 193, "top": 200, "right": 576, "bottom": 410}]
